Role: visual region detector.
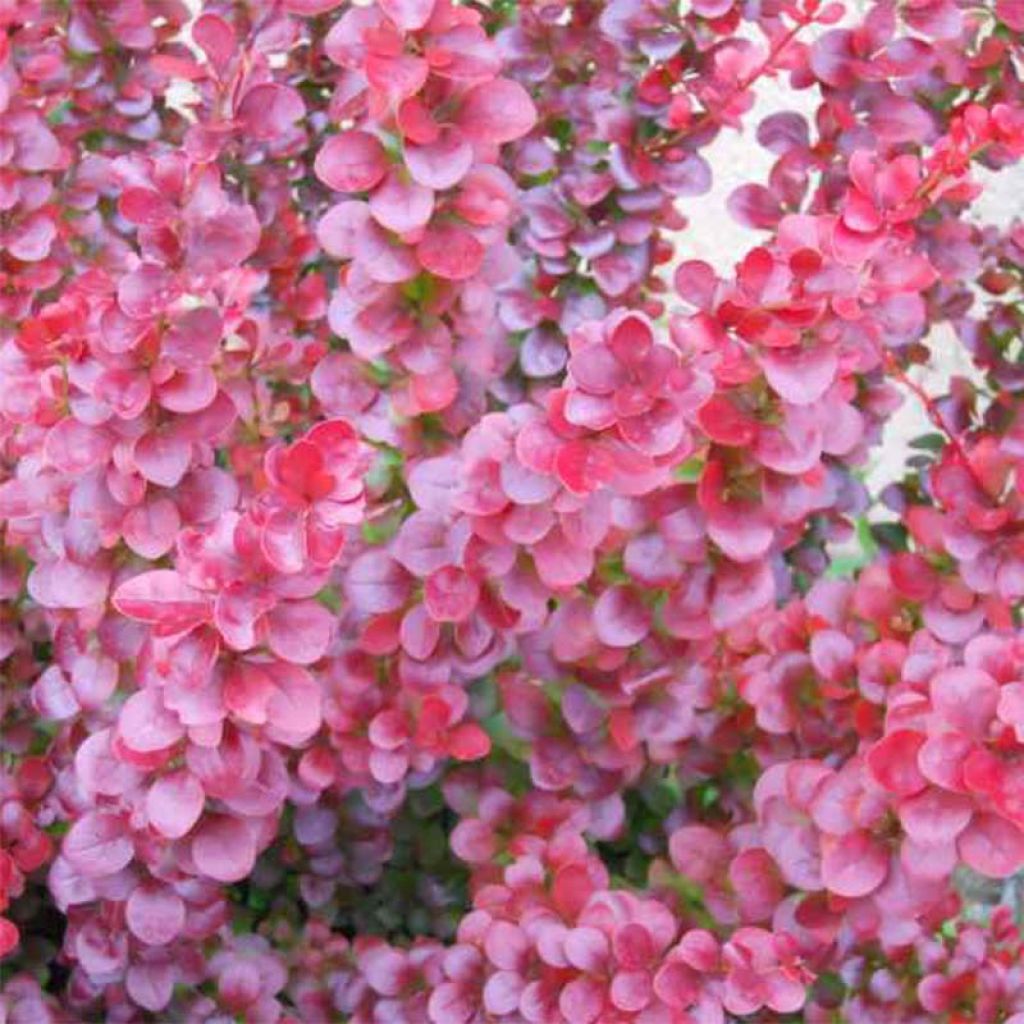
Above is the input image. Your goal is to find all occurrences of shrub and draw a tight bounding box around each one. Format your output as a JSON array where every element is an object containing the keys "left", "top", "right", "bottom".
[{"left": 2, "top": 0, "right": 1024, "bottom": 1020}]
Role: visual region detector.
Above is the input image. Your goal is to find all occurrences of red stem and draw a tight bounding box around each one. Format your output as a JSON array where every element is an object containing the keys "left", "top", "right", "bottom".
[
  {"left": 881, "top": 350, "right": 991, "bottom": 499},
  {"left": 652, "top": 16, "right": 810, "bottom": 155}
]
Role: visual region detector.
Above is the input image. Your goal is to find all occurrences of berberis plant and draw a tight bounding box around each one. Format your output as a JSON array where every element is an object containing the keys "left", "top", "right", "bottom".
[{"left": 2, "top": 0, "right": 1024, "bottom": 1020}]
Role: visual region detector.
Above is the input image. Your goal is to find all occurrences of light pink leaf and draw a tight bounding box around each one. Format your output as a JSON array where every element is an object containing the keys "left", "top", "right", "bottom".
[
  {"left": 417, "top": 223, "right": 484, "bottom": 280},
  {"left": 424, "top": 567, "right": 480, "bottom": 623},
  {"left": 317, "top": 201, "right": 371, "bottom": 260},
  {"left": 113, "top": 570, "right": 212, "bottom": 636},
  {"left": 146, "top": 770, "right": 205, "bottom": 839},
  {"left": 958, "top": 813, "right": 1024, "bottom": 878},
  {"left": 344, "top": 551, "right": 412, "bottom": 613},
  {"left": 533, "top": 528, "right": 594, "bottom": 590},
  {"left": 76, "top": 730, "right": 145, "bottom": 798},
  {"left": 122, "top": 498, "right": 181, "bottom": 559},
  {"left": 369, "top": 171, "right": 434, "bottom": 234},
  {"left": 264, "top": 663, "right": 322, "bottom": 746},
  {"left": 190, "top": 815, "right": 258, "bottom": 882},
  {"left": 28, "top": 558, "right": 110, "bottom": 610},
  {"left": 44, "top": 419, "right": 113, "bottom": 475},
  {"left": 266, "top": 600, "right": 335, "bottom": 665},
  {"left": 118, "top": 264, "right": 180, "bottom": 320},
  {"left": 456, "top": 78, "right": 538, "bottom": 144},
  {"left": 728, "top": 183, "right": 784, "bottom": 230},
  {"left": 192, "top": 13, "right": 235, "bottom": 70},
  {"left": 64, "top": 811, "right": 134, "bottom": 878},
  {"left": 821, "top": 830, "right": 888, "bottom": 897},
  {"left": 118, "top": 689, "right": 184, "bottom": 754},
  {"left": 593, "top": 586, "right": 651, "bottom": 647},
  {"left": 899, "top": 789, "right": 972, "bottom": 846},
  {"left": 315, "top": 132, "right": 390, "bottom": 193},
  {"left": 133, "top": 431, "right": 192, "bottom": 488},
  {"left": 126, "top": 883, "right": 186, "bottom": 946},
  {"left": 126, "top": 962, "right": 176, "bottom": 1013},
  {"left": 930, "top": 666, "right": 999, "bottom": 737},
  {"left": 760, "top": 346, "right": 838, "bottom": 406},
  {"left": 406, "top": 131, "right": 473, "bottom": 190},
  {"left": 237, "top": 84, "right": 304, "bottom": 141},
  {"left": 380, "top": 0, "right": 435, "bottom": 30}
]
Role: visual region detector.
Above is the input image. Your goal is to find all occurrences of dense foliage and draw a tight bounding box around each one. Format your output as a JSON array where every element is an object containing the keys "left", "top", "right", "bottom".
[{"left": 2, "top": 0, "right": 1024, "bottom": 1020}]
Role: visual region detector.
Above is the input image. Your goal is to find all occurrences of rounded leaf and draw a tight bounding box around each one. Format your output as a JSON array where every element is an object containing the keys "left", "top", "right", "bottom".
[
  {"left": 190, "top": 815, "right": 257, "bottom": 883},
  {"left": 821, "top": 830, "right": 888, "bottom": 898},
  {"left": 417, "top": 223, "right": 484, "bottom": 280},
  {"left": 456, "top": 79, "right": 537, "bottom": 144},
  {"left": 113, "top": 570, "right": 211, "bottom": 637},
  {"left": 126, "top": 883, "right": 186, "bottom": 946},
  {"left": 315, "top": 132, "right": 389, "bottom": 193},
  {"left": 64, "top": 812, "right": 134, "bottom": 878},
  {"left": 146, "top": 770, "right": 205, "bottom": 840},
  {"left": 958, "top": 814, "right": 1024, "bottom": 878}
]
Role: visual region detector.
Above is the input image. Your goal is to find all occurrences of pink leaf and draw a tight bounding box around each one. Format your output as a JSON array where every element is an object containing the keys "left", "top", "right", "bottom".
[
  {"left": 533, "top": 528, "right": 594, "bottom": 590},
  {"left": 264, "top": 663, "right": 323, "bottom": 746},
  {"left": 728, "top": 183, "right": 784, "bottom": 229},
  {"left": 192, "top": 13, "right": 235, "bottom": 70},
  {"left": 899, "top": 789, "right": 973, "bottom": 846},
  {"left": 64, "top": 811, "right": 134, "bottom": 878},
  {"left": 146, "top": 770, "right": 205, "bottom": 839},
  {"left": 133, "top": 431, "right": 192, "bottom": 488},
  {"left": 122, "top": 498, "right": 181, "bottom": 559},
  {"left": 417, "top": 223, "right": 484, "bottom": 280},
  {"left": 126, "top": 962, "right": 176, "bottom": 1013},
  {"left": 365, "top": 53, "right": 429, "bottom": 105},
  {"left": 44, "top": 419, "right": 113, "bottom": 475},
  {"left": 456, "top": 79, "right": 538, "bottom": 144},
  {"left": 593, "top": 586, "right": 651, "bottom": 647},
  {"left": 315, "top": 132, "right": 390, "bottom": 193},
  {"left": 380, "top": 0, "right": 435, "bottom": 30},
  {"left": 113, "top": 570, "right": 212, "bottom": 636},
  {"left": 266, "top": 600, "right": 335, "bottom": 665},
  {"left": 760, "top": 346, "right": 838, "bottom": 406},
  {"left": 483, "top": 971, "right": 525, "bottom": 1016},
  {"left": 126, "top": 883, "right": 186, "bottom": 946},
  {"left": 118, "top": 689, "right": 184, "bottom": 754},
  {"left": 930, "top": 666, "right": 999, "bottom": 737},
  {"left": 559, "top": 976, "right": 605, "bottom": 1024},
  {"left": 821, "top": 830, "right": 888, "bottom": 897},
  {"left": 369, "top": 171, "right": 434, "bottom": 234},
  {"left": 866, "top": 730, "right": 927, "bottom": 797},
  {"left": 119, "top": 187, "right": 176, "bottom": 228},
  {"left": 344, "top": 551, "right": 412, "bottom": 612},
  {"left": 424, "top": 567, "right": 480, "bottom": 623},
  {"left": 118, "top": 264, "right": 180, "bottom": 319},
  {"left": 190, "top": 815, "right": 258, "bottom": 883},
  {"left": 184, "top": 203, "right": 260, "bottom": 274},
  {"left": 27, "top": 558, "right": 110, "bottom": 610},
  {"left": 406, "top": 131, "right": 474, "bottom": 190},
  {"left": 237, "top": 84, "right": 304, "bottom": 141},
  {"left": 958, "top": 814, "right": 1024, "bottom": 878}
]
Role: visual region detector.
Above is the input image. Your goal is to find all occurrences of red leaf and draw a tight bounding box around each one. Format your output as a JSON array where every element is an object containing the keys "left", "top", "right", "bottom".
[{"left": 448, "top": 722, "right": 490, "bottom": 761}]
